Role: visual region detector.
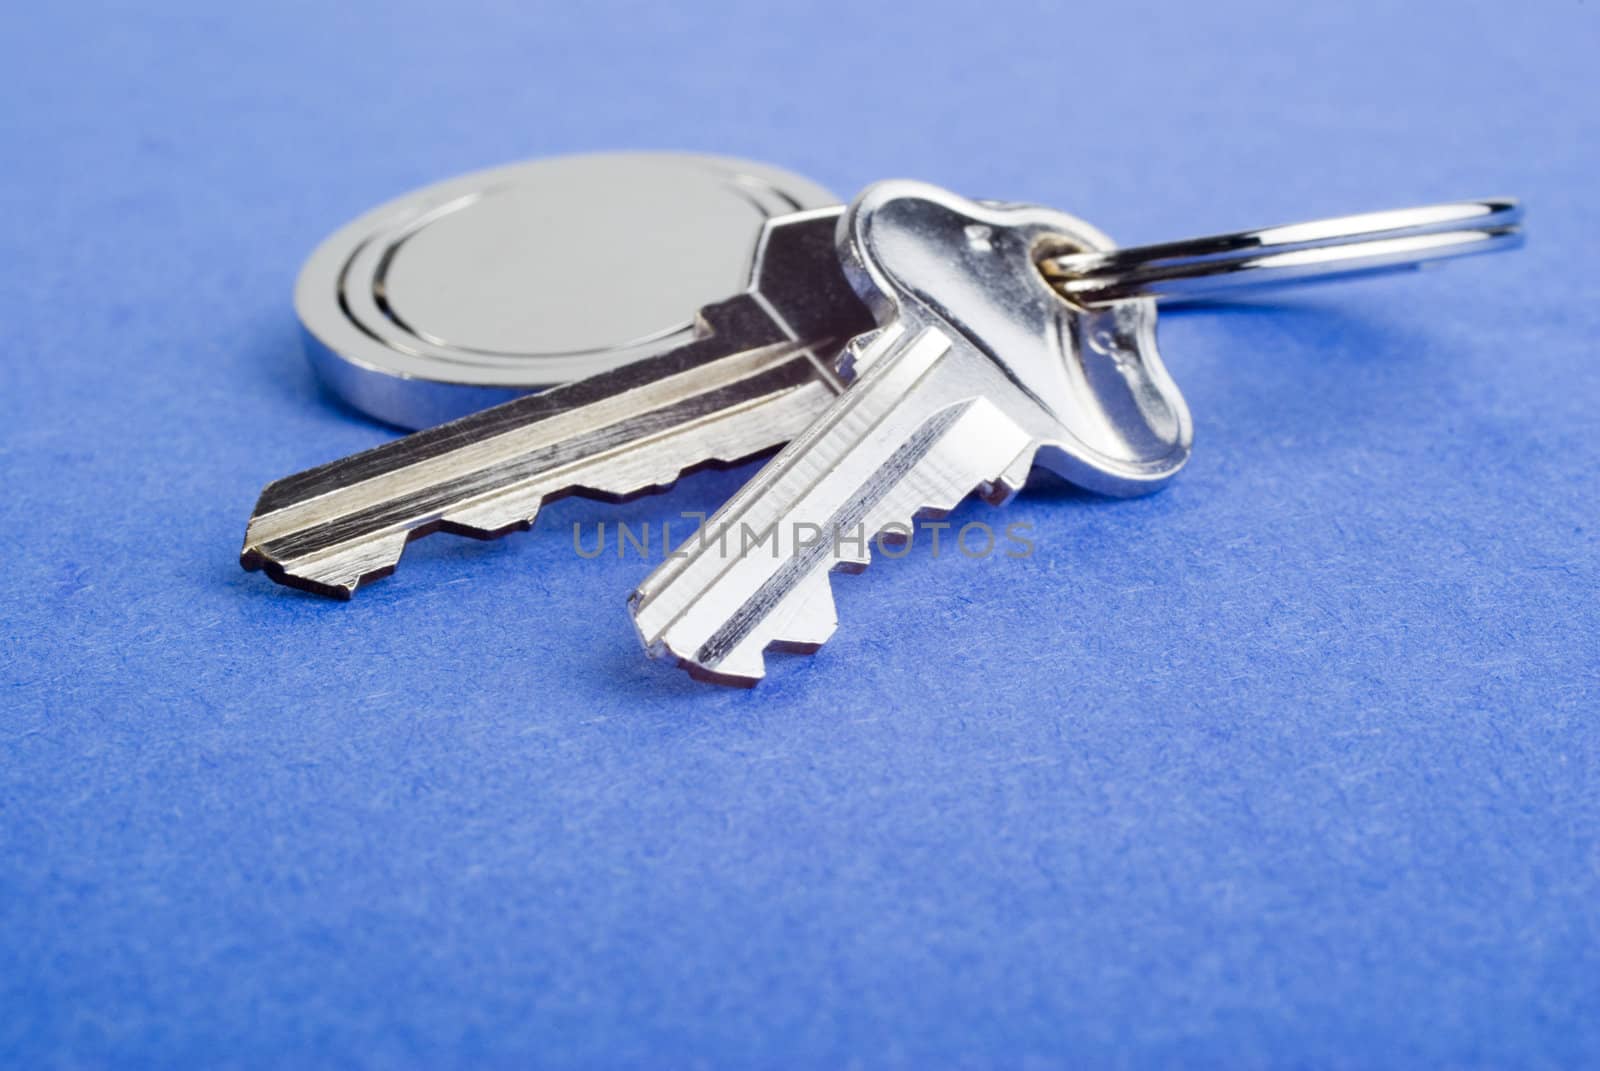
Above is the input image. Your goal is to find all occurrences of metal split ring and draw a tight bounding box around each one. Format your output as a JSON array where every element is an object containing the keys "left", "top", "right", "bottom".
[{"left": 1041, "top": 199, "right": 1523, "bottom": 306}]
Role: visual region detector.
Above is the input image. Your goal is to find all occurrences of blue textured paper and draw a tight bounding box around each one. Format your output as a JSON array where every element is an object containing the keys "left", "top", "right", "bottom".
[{"left": 3, "top": 1, "right": 1597, "bottom": 1066}]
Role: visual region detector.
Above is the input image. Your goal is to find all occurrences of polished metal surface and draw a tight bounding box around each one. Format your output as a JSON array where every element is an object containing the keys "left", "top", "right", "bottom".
[
  {"left": 1044, "top": 199, "right": 1522, "bottom": 305},
  {"left": 245, "top": 209, "right": 872, "bottom": 597},
  {"left": 631, "top": 181, "right": 1193, "bottom": 686},
  {"left": 296, "top": 153, "right": 839, "bottom": 428},
  {"left": 629, "top": 186, "right": 1527, "bottom": 686},
  {"left": 257, "top": 168, "right": 1526, "bottom": 686}
]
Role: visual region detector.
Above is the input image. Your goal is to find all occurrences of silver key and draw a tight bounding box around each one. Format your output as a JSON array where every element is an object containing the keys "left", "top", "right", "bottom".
[
  {"left": 628, "top": 184, "right": 1524, "bottom": 685},
  {"left": 629, "top": 181, "right": 1195, "bottom": 685},
  {"left": 246, "top": 181, "right": 1520, "bottom": 610},
  {"left": 241, "top": 207, "right": 872, "bottom": 597}
]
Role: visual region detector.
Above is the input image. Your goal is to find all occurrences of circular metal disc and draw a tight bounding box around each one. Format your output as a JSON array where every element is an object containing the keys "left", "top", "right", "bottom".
[{"left": 295, "top": 152, "right": 839, "bottom": 428}]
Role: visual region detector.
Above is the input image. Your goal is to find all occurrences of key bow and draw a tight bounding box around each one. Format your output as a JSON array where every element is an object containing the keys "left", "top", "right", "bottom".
[{"left": 838, "top": 180, "right": 1192, "bottom": 495}]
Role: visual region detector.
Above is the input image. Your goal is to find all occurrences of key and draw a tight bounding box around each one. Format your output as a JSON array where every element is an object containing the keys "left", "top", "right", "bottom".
[
  {"left": 629, "top": 180, "right": 1195, "bottom": 685},
  {"left": 246, "top": 181, "right": 1519, "bottom": 606},
  {"left": 241, "top": 207, "right": 873, "bottom": 598}
]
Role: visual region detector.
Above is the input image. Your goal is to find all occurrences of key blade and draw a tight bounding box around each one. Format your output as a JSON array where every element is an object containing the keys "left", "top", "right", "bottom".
[
  {"left": 242, "top": 307, "right": 833, "bottom": 597},
  {"left": 242, "top": 209, "right": 871, "bottom": 599},
  {"left": 630, "top": 324, "right": 1037, "bottom": 686}
]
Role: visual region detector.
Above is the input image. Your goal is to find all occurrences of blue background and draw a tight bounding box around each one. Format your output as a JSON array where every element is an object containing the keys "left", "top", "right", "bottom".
[{"left": 3, "top": 1, "right": 1597, "bottom": 1066}]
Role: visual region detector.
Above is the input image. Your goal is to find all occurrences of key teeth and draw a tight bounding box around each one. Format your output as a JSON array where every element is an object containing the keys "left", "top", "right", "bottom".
[
  {"left": 240, "top": 547, "right": 364, "bottom": 600},
  {"left": 652, "top": 447, "right": 1036, "bottom": 685},
  {"left": 264, "top": 447, "right": 784, "bottom": 598},
  {"left": 681, "top": 657, "right": 765, "bottom": 689},
  {"left": 241, "top": 531, "right": 412, "bottom": 599},
  {"left": 658, "top": 637, "right": 769, "bottom": 688},
  {"left": 646, "top": 571, "right": 840, "bottom": 687},
  {"left": 437, "top": 500, "right": 542, "bottom": 540},
  {"left": 834, "top": 540, "right": 872, "bottom": 571},
  {"left": 688, "top": 557, "right": 850, "bottom": 685},
  {"left": 637, "top": 616, "right": 764, "bottom": 687},
  {"left": 979, "top": 446, "right": 1037, "bottom": 507}
]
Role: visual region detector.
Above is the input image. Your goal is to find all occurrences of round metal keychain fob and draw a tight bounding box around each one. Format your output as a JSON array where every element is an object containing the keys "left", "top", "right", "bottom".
[{"left": 296, "top": 152, "right": 839, "bottom": 428}]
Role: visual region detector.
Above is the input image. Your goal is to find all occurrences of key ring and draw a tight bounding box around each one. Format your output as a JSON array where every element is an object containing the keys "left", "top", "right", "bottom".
[{"left": 1041, "top": 199, "right": 1523, "bottom": 305}]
